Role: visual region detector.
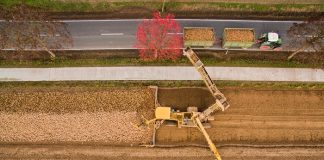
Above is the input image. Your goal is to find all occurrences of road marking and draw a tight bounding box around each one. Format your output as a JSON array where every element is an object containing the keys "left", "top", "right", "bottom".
[
  {"left": 2, "top": 47, "right": 315, "bottom": 52},
  {"left": 167, "top": 33, "right": 183, "bottom": 35},
  {"left": 297, "top": 35, "right": 319, "bottom": 38},
  {"left": 100, "top": 33, "right": 124, "bottom": 36},
  {"left": 40, "top": 34, "right": 60, "bottom": 37},
  {"left": 0, "top": 19, "right": 301, "bottom": 23},
  {"left": 62, "top": 19, "right": 302, "bottom": 23}
]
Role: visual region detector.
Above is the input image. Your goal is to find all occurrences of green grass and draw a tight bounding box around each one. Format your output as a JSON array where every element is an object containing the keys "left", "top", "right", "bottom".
[
  {"left": 0, "top": 80, "right": 323, "bottom": 90},
  {"left": 0, "top": 57, "right": 315, "bottom": 68},
  {"left": 0, "top": 1, "right": 160, "bottom": 12},
  {"left": 0, "top": 0, "right": 322, "bottom": 12}
]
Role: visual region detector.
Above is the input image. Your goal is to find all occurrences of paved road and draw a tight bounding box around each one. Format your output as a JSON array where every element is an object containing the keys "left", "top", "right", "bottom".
[
  {"left": 0, "top": 67, "right": 322, "bottom": 82},
  {"left": 63, "top": 19, "right": 299, "bottom": 50}
]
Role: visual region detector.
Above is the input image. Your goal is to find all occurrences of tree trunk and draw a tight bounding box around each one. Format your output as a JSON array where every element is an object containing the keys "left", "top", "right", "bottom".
[
  {"left": 288, "top": 43, "right": 310, "bottom": 61},
  {"left": 161, "top": 0, "right": 166, "bottom": 13},
  {"left": 37, "top": 38, "right": 56, "bottom": 60},
  {"left": 43, "top": 46, "right": 56, "bottom": 61},
  {"left": 154, "top": 49, "right": 158, "bottom": 59}
]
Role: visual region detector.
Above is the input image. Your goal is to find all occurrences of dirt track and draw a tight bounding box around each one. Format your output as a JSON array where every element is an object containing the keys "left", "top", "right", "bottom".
[{"left": 1, "top": 145, "right": 324, "bottom": 160}]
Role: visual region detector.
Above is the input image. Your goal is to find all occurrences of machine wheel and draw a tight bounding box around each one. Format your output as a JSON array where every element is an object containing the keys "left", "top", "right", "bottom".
[
  {"left": 187, "top": 106, "right": 198, "bottom": 112},
  {"left": 260, "top": 45, "right": 271, "bottom": 50}
]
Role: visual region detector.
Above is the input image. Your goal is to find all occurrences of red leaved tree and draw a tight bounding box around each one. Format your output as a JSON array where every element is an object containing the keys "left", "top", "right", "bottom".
[{"left": 135, "top": 12, "right": 182, "bottom": 61}]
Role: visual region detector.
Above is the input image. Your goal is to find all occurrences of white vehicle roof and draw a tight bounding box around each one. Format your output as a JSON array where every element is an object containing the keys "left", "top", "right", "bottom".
[{"left": 268, "top": 32, "right": 279, "bottom": 42}]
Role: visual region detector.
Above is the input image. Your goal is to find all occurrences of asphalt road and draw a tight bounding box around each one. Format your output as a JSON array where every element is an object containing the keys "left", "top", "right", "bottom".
[{"left": 64, "top": 19, "right": 300, "bottom": 50}]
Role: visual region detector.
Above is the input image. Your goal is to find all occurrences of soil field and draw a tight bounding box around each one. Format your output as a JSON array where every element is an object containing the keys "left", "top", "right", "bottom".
[
  {"left": 1, "top": 145, "right": 324, "bottom": 160},
  {"left": 156, "top": 88, "right": 324, "bottom": 145},
  {"left": 0, "top": 86, "right": 323, "bottom": 147}
]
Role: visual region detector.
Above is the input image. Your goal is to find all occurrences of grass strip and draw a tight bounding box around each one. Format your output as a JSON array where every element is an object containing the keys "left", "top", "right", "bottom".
[
  {"left": 0, "top": 1, "right": 322, "bottom": 12},
  {"left": 0, "top": 58, "right": 315, "bottom": 68},
  {"left": 0, "top": 81, "right": 323, "bottom": 90}
]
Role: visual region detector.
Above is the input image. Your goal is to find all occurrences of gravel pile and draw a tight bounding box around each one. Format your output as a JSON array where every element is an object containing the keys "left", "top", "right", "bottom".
[
  {"left": 0, "top": 88, "right": 155, "bottom": 116},
  {"left": 184, "top": 28, "right": 215, "bottom": 41},
  {"left": 0, "top": 87, "right": 155, "bottom": 145},
  {"left": 0, "top": 112, "right": 152, "bottom": 145}
]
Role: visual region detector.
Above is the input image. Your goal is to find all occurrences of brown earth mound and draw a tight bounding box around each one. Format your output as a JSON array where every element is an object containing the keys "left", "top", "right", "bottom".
[
  {"left": 0, "top": 112, "right": 151, "bottom": 145},
  {"left": 0, "top": 87, "right": 154, "bottom": 115},
  {"left": 0, "top": 87, "right": 156, "bottom": 145}
]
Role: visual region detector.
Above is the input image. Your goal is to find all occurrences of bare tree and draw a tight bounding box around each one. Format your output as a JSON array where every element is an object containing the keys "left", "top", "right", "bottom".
[
  {"left": 0, "top": 3, "right": 72, "bottom": 60},
  {"left": 287, "top": 17, "right": 323, "bottom": 60}
]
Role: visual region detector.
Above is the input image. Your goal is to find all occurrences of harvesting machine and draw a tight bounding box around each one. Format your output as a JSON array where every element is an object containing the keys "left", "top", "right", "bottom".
[{"left": 138, "top": 47, "right": 230, "bottom": 160}]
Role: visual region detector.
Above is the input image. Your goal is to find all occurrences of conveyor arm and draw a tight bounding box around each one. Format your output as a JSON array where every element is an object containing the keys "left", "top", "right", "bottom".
[
  {"left": 183, "top": 47, "right": 230, "bottom": 111},
  {"left": 194, "top": 117, "right": 222, "bottom": 160}
]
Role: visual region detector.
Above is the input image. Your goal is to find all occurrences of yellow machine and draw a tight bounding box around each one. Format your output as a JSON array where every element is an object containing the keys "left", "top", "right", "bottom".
[{"left": 140, "top": 47, "right": 230, "bottom": 160}]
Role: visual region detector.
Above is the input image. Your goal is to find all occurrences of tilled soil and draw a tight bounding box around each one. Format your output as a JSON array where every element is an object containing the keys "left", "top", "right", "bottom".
[
  {"left": 156, "top": 88, "right": 324, "bottom": 145},
  {"left": 1, "top": 145, "right": 324, "bottom": 160},
  {"left": 224, "top": 29, "right": 254, "bottom": 42},
  {"left": 184, "top": 28, "right": 215, "bottom": 41}
]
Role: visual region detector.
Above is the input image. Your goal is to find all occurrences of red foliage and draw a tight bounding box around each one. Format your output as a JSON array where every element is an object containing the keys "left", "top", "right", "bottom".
[{"left": 135, "top": 12, "right": 183, "bottom": 61}]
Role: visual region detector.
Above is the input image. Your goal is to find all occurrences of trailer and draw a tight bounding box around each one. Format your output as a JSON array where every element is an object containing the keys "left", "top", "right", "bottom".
[
  {"left": 183, "top": 27, "right": 215, "bottom": 48},
  {"left": 222, "top": 28, "right": 255, "bottom": 49}
]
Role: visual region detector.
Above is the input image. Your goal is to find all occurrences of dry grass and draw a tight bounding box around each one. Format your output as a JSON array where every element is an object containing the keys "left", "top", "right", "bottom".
[
  {"left": 57, "top": 0, "right": 323, "bottom": 4},
  {"left": 1, "top": 1, "right": 322, "bottom": 13}
]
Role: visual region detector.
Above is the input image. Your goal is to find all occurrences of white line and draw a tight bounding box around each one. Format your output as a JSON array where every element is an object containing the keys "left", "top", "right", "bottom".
[
  {"left": 61, "top": 19, "right": 302, "bottom": 23},
  {"left": 178, "top": 19, "right": 301, "bottom": 23},
  {"left": 40, "top": 34, "right": 60, "bottom": 37},
  {"left": 167, "top": 33, "right": 183, "bottom": 35},
  {"left": 2, "top": 48, "right": 311, "bottom": 52},
  {"left": 100, "top": 33, "right": 124, "bottom": 36},
  {"left": 0, "top": 19, "right": 302, "bottom": 23},
  {"left": 297, "top": 35, "right": 320, "bottom": 38}
]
